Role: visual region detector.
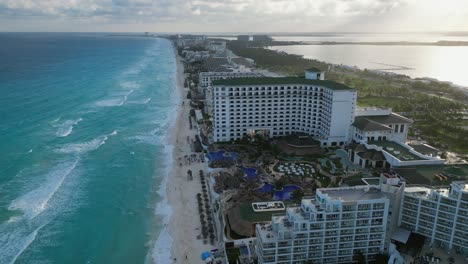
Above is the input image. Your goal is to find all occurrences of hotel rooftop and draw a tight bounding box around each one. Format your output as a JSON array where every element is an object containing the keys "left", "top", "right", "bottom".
[
  {"left": 319, "top": 186, "right": 389, "bottom": 202},
  {"left": 368, "top": 140, "right": 423, "bottom": 161},
  {"left": 211, "top": 77, "right": 353, "bottom": 90}
]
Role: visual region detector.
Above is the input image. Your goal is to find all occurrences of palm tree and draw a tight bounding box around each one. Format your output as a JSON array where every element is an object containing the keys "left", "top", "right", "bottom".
[{"left": 291, "top": 189, "right": 304, "bottom": 204}]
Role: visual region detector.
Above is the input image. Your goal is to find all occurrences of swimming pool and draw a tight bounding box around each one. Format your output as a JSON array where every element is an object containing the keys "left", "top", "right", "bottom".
[
  {"left": 207, "top": 150, "right": 238, "bottom": 161},
  {"left": 258, "top": 183, "right": 274, "bottom": 193},
  {"left": 243, "top": 167, "right": 257, "bottom": 179},
  {"left": 273, "top": 184, "right": 301, "bottom": 201}
]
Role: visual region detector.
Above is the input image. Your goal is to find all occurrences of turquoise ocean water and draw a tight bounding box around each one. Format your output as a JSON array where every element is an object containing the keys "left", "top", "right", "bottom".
[{"left": 0, "top": 33, "right": 178, "bottom": 264}]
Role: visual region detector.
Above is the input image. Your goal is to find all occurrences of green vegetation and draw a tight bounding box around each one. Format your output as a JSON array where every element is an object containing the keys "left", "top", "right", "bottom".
[
  {"left": 228, "top": 42, "right": 328, "bottom": 75},
  {"left": 227, "top": 41, "right": 468, "bottom": 154},
  {"left": 317, "top": 173, "right": 331, "bottom": 187},
  {"left": 290, "top": 189, "right": 304, "bottom": 204}
]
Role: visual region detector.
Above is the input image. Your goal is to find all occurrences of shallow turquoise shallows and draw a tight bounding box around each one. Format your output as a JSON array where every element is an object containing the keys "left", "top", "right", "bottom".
[{"left": 0, "top": 33, "right": 177, "bottom": 264}]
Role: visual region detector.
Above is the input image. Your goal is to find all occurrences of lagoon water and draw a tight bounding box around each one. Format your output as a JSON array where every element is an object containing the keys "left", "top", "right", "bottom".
[
  {"left": 269, "top": 33, "right": 468, "bottom": 87},
  {"left": 270, "top": 43, "right": 468, "bottom": 87},
  {"left": 0, "top": 33, "right": 177, "bottom": 264}
]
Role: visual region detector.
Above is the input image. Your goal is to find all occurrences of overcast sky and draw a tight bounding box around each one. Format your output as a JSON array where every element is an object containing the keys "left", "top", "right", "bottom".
[{"left": 0, "top": 0, "right": 467, "bottom": 32}]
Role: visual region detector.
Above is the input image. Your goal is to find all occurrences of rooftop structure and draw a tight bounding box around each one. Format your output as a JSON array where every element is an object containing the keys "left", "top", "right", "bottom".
[
  {"left": 212, "top": 77, "right": 351, "bottom": 90},
  {"left": 305, "top": 67, "right": 325, "bottom": 80},
  {"left": 368, "top": 140, "right": 421, "bottom": 161},
  {"left": 211, "top": 71, "right": 357, "bottom": 145}
]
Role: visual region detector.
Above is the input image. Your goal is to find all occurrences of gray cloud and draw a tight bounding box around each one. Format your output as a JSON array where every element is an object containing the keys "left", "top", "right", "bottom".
[{"left": 0, "top": 0, "right": 466, "bottom": 32}]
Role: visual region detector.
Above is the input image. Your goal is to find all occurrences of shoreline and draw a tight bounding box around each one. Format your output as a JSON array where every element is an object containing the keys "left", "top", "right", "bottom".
[{"left": 152, "top": 42, "right": 212, "bottom": 263}]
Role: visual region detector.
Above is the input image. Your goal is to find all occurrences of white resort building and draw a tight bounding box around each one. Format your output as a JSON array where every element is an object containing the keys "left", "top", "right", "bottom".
[
  {"left": 200, "top": 70, "right": 263, "bottom": 115},
  {"left": 352, "top": 107, "right": 412, "bottom": 143},
  {"left": 400, "top": 181, "right": 468, "bottom": 255},
  {"left": 348, "top": 107, "right": 444, "bottom": 168},
  {"left": 211, "top": 69, "right": 357, "bottom": 147},
  {"left": 255, "top": 176, "right": 468, "bottom": 263},
  {"left": 255, "top": 174, "right": 406, "bottom": 264}
]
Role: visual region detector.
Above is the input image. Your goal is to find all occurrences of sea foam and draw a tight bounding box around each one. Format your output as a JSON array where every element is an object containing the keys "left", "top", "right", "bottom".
[
  {"left": 7, "top": 222, "right": 48, "bottom": 264},
  {"left": 55, "top": 131, "right": 118, "bottom": 154},
  {"left": 8, "top": 158, "right": 79, "bottom": 220},
  {"left": 151, "top": 45, "right": 181, "bottom": 264},
  {"left": 54, "top": 118, "right": 83, "bottom": 137}
]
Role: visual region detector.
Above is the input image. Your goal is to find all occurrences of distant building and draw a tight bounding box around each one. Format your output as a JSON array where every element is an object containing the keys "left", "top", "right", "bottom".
[
  {"left": 255, "top": 174, "right": 406, "bottom": 264},
  {"left": 211, "top": 69, "right": 357, "bottom": 146},
  {"left": 237, "top": 35, "right": 250, "bottom": 42},
  {"left": 175, "top": 34, "right": 206, "bottom": 47},
  {"left": 209, "top": 41, "right": 226, "bottom": 53},
  {"left": 253, "top": 35, "right": 272, "bottom": 43}
]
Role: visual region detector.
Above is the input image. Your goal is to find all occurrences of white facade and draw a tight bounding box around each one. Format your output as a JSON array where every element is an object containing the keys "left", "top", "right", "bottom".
[
  {"left": 255, "top": 178, "right": 406, "bottom": 264},
  {"left": 212, "top": 75, "right": 356, "bottom": 146},
  {"left": 200, "top": 71, "right": 263, "bottom": 114},
  {"left": 351, "top": 108, "right": 412, "bottom": 144},
  {"left": 400, "top": 182, "right": 468, "bottom": 255},
  {"left": 254, "top": 178, "right": 468, "bottom": 263}
]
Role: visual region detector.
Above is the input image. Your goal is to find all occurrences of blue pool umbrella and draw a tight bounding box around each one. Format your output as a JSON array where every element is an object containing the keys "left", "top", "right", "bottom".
[{"left": 201, "top": 251, "right": 210, "bottom": 260}]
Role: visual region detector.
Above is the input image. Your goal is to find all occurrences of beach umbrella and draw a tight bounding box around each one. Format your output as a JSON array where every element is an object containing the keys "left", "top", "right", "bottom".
[{"left": 201, "top": 251, "right": 210, "bottom": 260}]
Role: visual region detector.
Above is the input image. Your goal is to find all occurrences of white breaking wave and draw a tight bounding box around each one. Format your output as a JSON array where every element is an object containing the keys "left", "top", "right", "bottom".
[
  {"left": 54, "top": 131, "right": 118, "bottom": 154},
  {"left": 95, "top": 89, "right": 133, "bottom": 107},
  {"left": 8, "top": 158, "right": 79, "bottom": 220},
  {"left": 152, "top": 144, "right": 174, "bottom": 264},
  {"left": 7, "top": 222, "right": 48, "bottom": 264},
  {"left": 151, "top": 44, "right": 180, "bottom": 264},
  {"left": 120, "top": 81, "right": 140, "bottom": 90},
  {"left": 95, "top": 98, "right": 125, "bottom": 107},
  {"left": 128, "top": 97, "right": 151, "bottom": 105},
  {"left": 54, "top": 118, "right": 83, "bottom": 137}
]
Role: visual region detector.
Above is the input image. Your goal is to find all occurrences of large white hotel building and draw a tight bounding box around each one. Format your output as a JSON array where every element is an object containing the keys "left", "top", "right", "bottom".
[
  {"left": 255, "top": 174, "right": 405, "bottom": 264},
  {"left": 254, "top": 178, "right": 468, "bottom": 263},
  {"left": 400, "top": 182, "right": 468, "bottom": 255},
  {"left": 211, "top": 69, "right": 357, "bottom": 147}
]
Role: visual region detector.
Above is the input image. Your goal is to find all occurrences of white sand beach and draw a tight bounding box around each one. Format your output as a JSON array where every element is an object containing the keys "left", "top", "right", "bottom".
[{"left": 163, "top": 53, "right": 213, "bottom": 263}]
